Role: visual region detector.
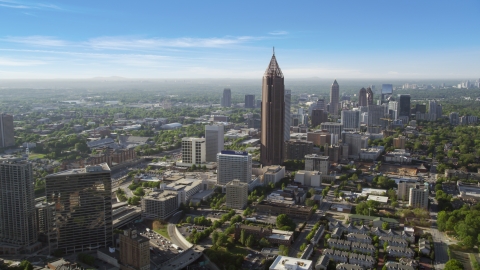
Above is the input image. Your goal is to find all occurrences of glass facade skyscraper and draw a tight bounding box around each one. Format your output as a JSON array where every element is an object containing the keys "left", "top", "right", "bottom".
[{"left": 45, "top": 163, "right": 113, "bottom": 253}]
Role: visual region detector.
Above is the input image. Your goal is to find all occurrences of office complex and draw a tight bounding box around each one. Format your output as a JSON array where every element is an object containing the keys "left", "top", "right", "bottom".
[
  {"left": 0, "top": 157, "right": 39, "bottom": 255},
  {"left": 342, "top": 132, "right": 368, "bottom": 157},
  {"left": 311, "top": 109, "right": 328, "bottom": 128},
  {"left": 358, "top": 88, "right": 367, "bottom": 107},
  {"left": 0, "top": 113, "right": 14, "bottom": 148},
  {"left": 205, "top": 125, "right": 224, "bottom": 162},
  {"left": 398, "top": 95, "right": 411, "bottom": 119},
  {"left": 245, "top": 94, "right": 255, "bottom": 108},
  {"left": 180, "top": 137, "right": 206, "bottom": 166},
  {"left": 142, "top": 191, "right": 179, "bottom": 221},
  {"left": 261, "top": 52, "right": 285, "bottom": 166},
  {"left": 285, "top": 140, "right": 313, "bottom": 160},
  {"left": 217, "top": 150, "right": 252, "bottom": 185},
  {"left": 329, "top": 80, "right": 340, "bottom": 115},
  {"left": 305, "top": 154, "right": 330, "bottom": 174},
  {"left": 221, "top": 88, "right": 232, "bottom": 107},
  {"left": 226, "top": 180, "right": 248, "bottom": 209},
  {"left": 320, "top": 122, "right": 343, "bottom": 139},
  {"left": 284, "top": 89, "right": 291, "bottom": 141},
  {"left": 341, "top": 110, "right": 360, "bottom": 130},
  {"left": 119, "top": 229, "right": 150, "bottom": 270},
  {"left": 45, "top": 164, "right": 113, "bottom": 253}
]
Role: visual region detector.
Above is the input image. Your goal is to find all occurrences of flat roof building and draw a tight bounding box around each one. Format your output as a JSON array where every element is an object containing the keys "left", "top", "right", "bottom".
[
  {"left": 217, "top": 150, "right": 252, "bottom": 185},
  {"left": 142, "top": 190, "right": 179, "bottom": 221},
  {"left": 119, "top": 229, "right": 150, "bottom": 270},
  {"left": 270, "top": 256, "right": 313, "bottom": 270},
  {"left": 305, "top": 154, "right": 329, "bottom": 174}
]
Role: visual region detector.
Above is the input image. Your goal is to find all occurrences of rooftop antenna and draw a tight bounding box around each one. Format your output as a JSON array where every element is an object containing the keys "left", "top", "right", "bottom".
[{"left": 273, "top": 46, "right": 275, "bottom": 56}]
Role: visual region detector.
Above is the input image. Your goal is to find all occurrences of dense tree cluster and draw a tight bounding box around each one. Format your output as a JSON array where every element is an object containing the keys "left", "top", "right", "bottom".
[{"left": 437, "top": 204, "right": 480, "bottom": 249}]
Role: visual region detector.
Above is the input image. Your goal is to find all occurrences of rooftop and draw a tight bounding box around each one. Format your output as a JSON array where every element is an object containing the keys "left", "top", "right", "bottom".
[
  {"left": 47, "top": 163, "right": 110, "bottom": 177},
  {"left": 270, "top": 256, "right": 312, "bottom": 270},
  {"left": 367, "top": 195, "right": 389, "bottom": 203}
]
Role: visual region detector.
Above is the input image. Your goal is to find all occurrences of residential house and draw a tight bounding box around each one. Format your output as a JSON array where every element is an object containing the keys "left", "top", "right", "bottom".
[
  {"left": 348, "top": 253, "right": 375, "bottom": 269},
  {"left": 386, "top": 246, "right": 415, "bottom": 258},
  {"left": 379, "top": 236, "right": 408, "bottom": 248},
  {"left": 346, "top": 233, "right": 372, "bottom": 244}
]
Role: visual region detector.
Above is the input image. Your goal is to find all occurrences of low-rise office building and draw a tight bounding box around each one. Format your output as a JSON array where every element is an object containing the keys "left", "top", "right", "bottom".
[
  {"left": 226, "top": 180, "right": 248, "bottom": 209},
  {"left": 141, "top": 191, "right": 179, "bottom": 221}
]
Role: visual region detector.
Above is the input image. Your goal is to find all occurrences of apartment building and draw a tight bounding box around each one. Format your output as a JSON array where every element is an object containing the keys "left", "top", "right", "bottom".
[{"left": 226, "top": 180, "right": 248, "bottom": 209}]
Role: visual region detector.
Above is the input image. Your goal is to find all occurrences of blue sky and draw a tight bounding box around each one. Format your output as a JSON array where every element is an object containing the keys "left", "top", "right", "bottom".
[{"left": 0, "top": 0, "right": 479, "bottom": 79}]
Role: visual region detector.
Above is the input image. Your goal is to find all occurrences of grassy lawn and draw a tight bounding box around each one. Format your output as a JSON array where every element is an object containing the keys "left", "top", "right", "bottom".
[
  {"left": 154, "top": 227, "right": 170, "bottom": 240},
  {"left": 223, "top": 245, "right": 249, "bottom": 256},
  {"left": 29, "top": 153, "right": 46, "bottom": 160}
]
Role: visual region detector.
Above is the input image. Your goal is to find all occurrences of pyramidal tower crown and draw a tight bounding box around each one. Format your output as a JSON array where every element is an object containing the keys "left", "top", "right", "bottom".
[{"left": 264, "top": 49, "right": 284, "bottom": 78}]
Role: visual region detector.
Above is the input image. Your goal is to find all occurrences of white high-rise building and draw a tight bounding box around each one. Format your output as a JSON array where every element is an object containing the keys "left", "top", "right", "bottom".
[
  {"left": 0, "top": 157, "right": 39, "bottom": 254},
  {"left": 226, "top": 180, "right": 248, "bottom": 209},
  {"left": 217, "top": 150, "right": 252, "bottom": 185},
  {"left": 388, "top": 101, "right": 398, "bottom": 120},
  {"left": 409, "top": 186, "right": 429, "bottom": 209},
  {"left": 284, "top": 89, "right": 291, "bottom": 141},
  {"left": 180, "top": 137, "right": 206, "bottom": 166},
  {"left": 205, "top": 125, "right": 224, "bottom": 162},
  {"left": 341, "top": 110, "right": 360, "bottom": 130}
]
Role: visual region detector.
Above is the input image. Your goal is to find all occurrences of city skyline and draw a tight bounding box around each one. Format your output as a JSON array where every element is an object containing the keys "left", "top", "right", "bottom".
[{"left": 0, "top": 1, "right": 479, "bottom": 79}]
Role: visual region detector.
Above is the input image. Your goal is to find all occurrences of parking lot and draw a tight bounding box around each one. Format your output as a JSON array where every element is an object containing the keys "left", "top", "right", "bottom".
[{"left": 131, "top": 224, "right": 181, "bottom": 266}]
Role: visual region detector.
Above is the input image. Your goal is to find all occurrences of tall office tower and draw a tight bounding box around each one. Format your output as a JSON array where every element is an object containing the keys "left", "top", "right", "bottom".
[
  {"left": 225, "top": 180, "right": 248, "bottom": 210},
  {"left": 304, "top": 154, "right": 330, "bottom": 174},
  {"left": 358, "top": 88, "right": 367, "bottom": 107},
  {"left": 341, "top": 110, "right": 360, "bottom": 130},
  {"left": 45, "top": 164, "right": 112, "bottom": 253},
  {"left": 217, "top": 150, "right": 252, "bottom": 185},
  {"left": 449, "top": 112, "right": 459, "bottom": 125},
  {"left": 245, "top": 94, "right": 255, "bottom": 108},
  {"left": 221, "top": 88, "right": 232, "bottom": 107},
  {"left": 366, "top": 87, "right": 374, "bottom": 106},
  {"left": 0, "top": 157, "right": 38, "bottom": 254},
  {"left": 415, "top": 104, "right": 426, "bottom": 114},
  {"left": 181, "top": 137, "right": 206, "bottom": 166},
  {"left": 261, "top": 51, "right": 285, "bottom": 166},
  {"left": 397, "top": 180, "right": 418, "bottom": 201},
  {"left": 119, "top": 229, "right": 150, "bottom": 270},
  {"left": 388, "top": 101, "right": 399, "bottom": 120},
  {"left": 329, "top": 80, "right": 340, "bottom": 115},
  {"left": 316, "top": 99, "right": 326, "bottom": 110},
  {"left": 256, "top": 99, "right": 262, "bottom": 108},
  {"left": 311, "top": 109, "right": 328, "bottom": 128},
  {"left": 320, "top": 122, "right": 343, "bottom": 139},
  {"left": 0, "top": 113, "right": 15, "bottom": 148},
  {"left": 398, "top": 94, "right": 411, "bottom": 119},
  {"left": 205, "top": 125, "right": 224, "bottom": 162},
  {"left": 367, "top": 105, "right": 385, "bottom": 127},
  {"left": 284, "top": 89, "right": 291, "bottom": 141}
]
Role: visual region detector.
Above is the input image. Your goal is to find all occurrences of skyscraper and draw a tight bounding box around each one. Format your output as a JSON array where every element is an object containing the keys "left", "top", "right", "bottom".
[
  {"left": 358, "top": 88, "right": 367, "bottom": 107},
  {"left": 329, "top": 80, "right": 339, "bottom": 115},
  {"left": 221, "top": 88, "right": 231, "bottom": 107},
  {"left": 245, "top": 94, "right": 255, "bottom": 108},
  {"left": 180, "top": 137, "right": 206, "bottom": 166},
  {"left": 311, "top": 109, "right": 328, "bottom": 128},
  {"left": 366, "top": 87, "right": 374, "bottom": 106},
  {"left": 261, "top": 51, "right": 285, "bottom": 166},
  {"left": 45, "top": 163, "right": 113, "bottom": 253},
  {"left": 284, "top": 89, "right": 291, "bottom": 141},
  {"left": 205, "top": 125, "right": 224, "bottom": 162},
  {"left": 398, "top": 94, "right": 411, "bottom": 119},
  {"left": 119, "top": 229, "right": 150, "bottom": 270},
  {"left": 0, "top": 157, "right": 39, "bottom": 254},
  {"left": 0, "top": 113, "right": 15, "bottom": 148}
]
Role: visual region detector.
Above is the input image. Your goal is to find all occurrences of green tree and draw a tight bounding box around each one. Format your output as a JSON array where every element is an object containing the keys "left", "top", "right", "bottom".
[
  {"left": 240, "top": 229, "right": 246, "bottom": 245},
  {"left": 445, "top": 259, "right": 464, "bottom": 270},
  {"left": 276, "top": 214, "right": 295, "bottom": 231},
  {"left": 245, "top": 234, "right": 255, "bottom": 247},
  {"left": 382, "top": 222, "right": 390, "bottom": 230}
]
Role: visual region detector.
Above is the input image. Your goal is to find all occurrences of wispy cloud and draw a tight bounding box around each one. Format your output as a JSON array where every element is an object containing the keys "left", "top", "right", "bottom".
[
  {"left": 4, "top": 36, "right": 68, "bottom": 47},
  {"left": 0, "top": 0, "right": 63, "bottom": 10},
  {"left": 0, "top": 57, "right": 46, "bottom": 66},
  {"left": 269, "top": 31, "right": 288, "bottom": 35},
  {"left": 86, "top": 36, "right": 259, "bottom": 50}
]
